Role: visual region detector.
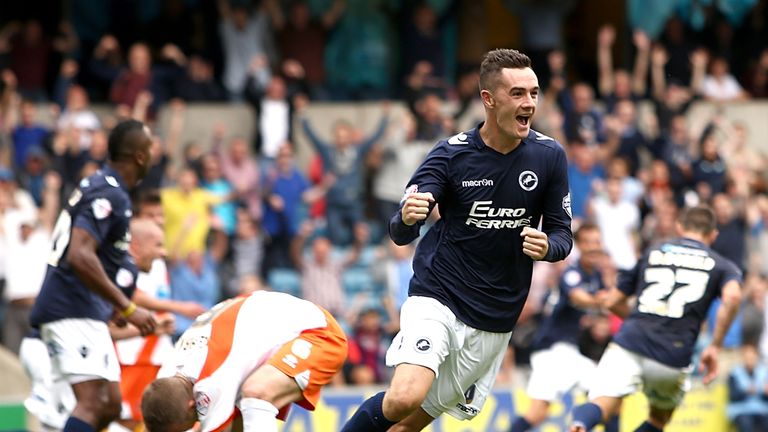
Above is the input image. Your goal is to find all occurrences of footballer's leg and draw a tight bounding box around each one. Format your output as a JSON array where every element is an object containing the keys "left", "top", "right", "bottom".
[
  {"left": 342, "top": 296, "right": 451, "bottom": 432},
  {"left": 341, "top": 363, "right": 435, "bottom": 432},
  {"left": 632, "top": 405, "right": 674, "bottom": 432},
  {"left": 239, "top": 364, "right": 303, "bottom": 432},
  {"left": 569, "top": 396, "right": 621, "bottom": 432},
  {"left": 572, "top": 343, "right": 643, "bottom": 431},
  {"left": 635, "top": 375, "right": 683, "bottom": 432},
  {"left": 514, "top": 343, "right": 591, "bottom": 431},
  {"left": 69, "top": 380, "right": 122, "bottom": 431},
  {"left": 510, "top": 400, "right": 551, "bottom": 431},
  {"left": 636, "top": 355, "right": 688, "bottom": 432},
  {"left": 44, "top": 319, "right": 123, "bottom": 432},
  {"left": 518, "top": 399, "right": 551, "bottom": 428},
  {"left": 510, "top": 364, "right": 552, "bottom": 431},
  {"left": 389, "top": 407, "right": 435, "bottom": 432},
  {"left": 383, "top": 364, "right": 436, "bottom": 419}
]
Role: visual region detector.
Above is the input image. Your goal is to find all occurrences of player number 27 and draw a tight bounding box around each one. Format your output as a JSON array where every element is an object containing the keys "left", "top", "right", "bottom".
[{"left": 638, "top": 267, "right": 710, "bottom": 319}]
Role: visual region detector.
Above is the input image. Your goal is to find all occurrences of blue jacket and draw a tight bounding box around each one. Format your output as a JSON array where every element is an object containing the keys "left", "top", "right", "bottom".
[{"left": 728, "top": 364, "right": 768, "bottom": 419}]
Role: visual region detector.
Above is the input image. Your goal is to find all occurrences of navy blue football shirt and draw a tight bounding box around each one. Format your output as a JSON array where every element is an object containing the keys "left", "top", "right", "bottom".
[
  {"left": 532, "top": 263, "right": 604, "bottom": 351},
  {"left": 390, "top": 125, "right": 573, "bottom": 332},
  {"left": 613, "top": 237, "right": 742, "bottom": 368},
  {"left": 30, "top": 167, "right": 137, "bottom": 325}
]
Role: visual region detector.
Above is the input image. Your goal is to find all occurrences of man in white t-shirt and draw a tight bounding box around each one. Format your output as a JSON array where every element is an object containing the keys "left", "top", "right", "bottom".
[
  {"left": 589, "top": 177, "right": 639, "bottom": 270},
  {"left": 257, "top": 77, "right": 290, "bottom": 162},
  {"left": 56, "top": 85, "right": 101, "bottom": 151},
  {"left": 701, "top": 56, "right": 750, "bottom": 102}
]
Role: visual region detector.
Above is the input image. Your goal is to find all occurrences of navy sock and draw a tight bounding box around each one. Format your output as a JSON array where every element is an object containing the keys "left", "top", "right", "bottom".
[
  {"left": 604, "top": 414, "right": 620, "bottom": 432},
  {"left": 63, "top": 417, "right": 96, "bottom": 432},
  {"left": 634, "top": 420, "right": 663, "bottom": 432},
  {"left": 571, "top": 402, "right": 603, "bottom": 431},
  {"left": 509, "top": 416, "right": 532, "bottom": 432},
  {"left": 341, "top": 391, "right": 397, "bottom": 432}
]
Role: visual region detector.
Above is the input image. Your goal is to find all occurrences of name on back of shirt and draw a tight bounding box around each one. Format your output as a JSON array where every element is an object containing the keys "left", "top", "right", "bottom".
[{"left": 648, "top": 249, "right": 715, "bottom": 271}]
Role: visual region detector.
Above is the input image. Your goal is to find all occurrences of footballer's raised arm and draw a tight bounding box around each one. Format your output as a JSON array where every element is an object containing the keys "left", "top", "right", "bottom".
[{"left": 389, "top": 142, "right": 449, "bottom": 245}]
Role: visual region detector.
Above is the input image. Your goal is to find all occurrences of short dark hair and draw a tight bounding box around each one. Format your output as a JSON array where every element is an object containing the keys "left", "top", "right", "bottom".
[
  {"left": 108, "top": 119, "right": 147, "bottom": 162},
  {"left": 479, "top": 49, "right": 532, "bottom": 91},
  {"left": 574, "top": 222, "right": 600, "bottom": 243},
  {"left": 678, "top": 205, "right": 716, "bottom": 235}
]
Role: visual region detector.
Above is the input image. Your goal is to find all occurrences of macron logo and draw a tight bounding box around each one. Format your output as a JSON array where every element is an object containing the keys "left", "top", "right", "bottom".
[
  {"left": 533, "top": 130, "right": 554, "bottom": 141},
  {"left": 462, "top": 179, "right": 494, "bottom": 187}
]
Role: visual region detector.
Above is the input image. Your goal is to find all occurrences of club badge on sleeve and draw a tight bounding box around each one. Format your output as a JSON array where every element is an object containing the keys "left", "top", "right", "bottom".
[
  {"left": 401, "top": 184, "right": 419, "bottom": 204},
  {"left": 562, "top": 192, "right": 572, "bottom": 219},
  {"left": 92, "top": 198, "right": 113, "bottom": 220}
]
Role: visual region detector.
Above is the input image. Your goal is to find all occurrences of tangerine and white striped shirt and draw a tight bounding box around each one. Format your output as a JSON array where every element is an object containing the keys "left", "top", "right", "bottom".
[{"left": 157, "top": 291, "right": 334, "bottom": 432}]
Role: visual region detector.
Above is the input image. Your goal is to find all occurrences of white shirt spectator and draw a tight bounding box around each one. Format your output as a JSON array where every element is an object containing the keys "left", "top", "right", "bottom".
[
  {"left": 620, "top": 176, "right": 645, "bottom": 204},
  {"left": 3, "top": 211, "right": 50, "bottom": 302},
  {"left": 138, "top": 258, "right": 171, "bottom": 299},
  {"left": 1, "top": 187, "right": 37, "bottom": 281},
  {"left": 702, "top": 74, "right": 746, "bottom": 101},
  {"left": 57, "top": 110, "right": 101, "bottom": 150},
  {"left": 760, "top": 288, "right": 768, "bottom": 360},
  {"left": 259, "top": 99, "right": 289, "bottom": 159},
  {"left": 591, "top": 192, "right": 640, "bottom": 270},
  {"left": 12, "top": 188, "right": 38, "bottom": 219}
]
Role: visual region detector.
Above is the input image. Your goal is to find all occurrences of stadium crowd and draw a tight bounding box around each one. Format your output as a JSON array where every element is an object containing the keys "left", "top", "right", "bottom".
[{"left": 2, "top": 0, "right": 768, "bottom": 430}]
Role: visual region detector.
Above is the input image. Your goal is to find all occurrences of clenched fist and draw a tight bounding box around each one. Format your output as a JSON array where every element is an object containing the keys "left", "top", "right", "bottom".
[
  {"left": 521, "top": 226, "right": 549, "bottom": 260},
  {"left": 401, "top": 192, "right": 434, "bottom": 226}
]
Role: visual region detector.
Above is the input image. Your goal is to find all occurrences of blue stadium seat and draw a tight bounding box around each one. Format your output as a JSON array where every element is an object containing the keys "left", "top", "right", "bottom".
[
  {"left": 326, "top": 245, "right": 377, "bottom": 269},
  {"left": 330, "top": 246, "right": 348, "bottom": 262},
  {"left": 342, "top": 268, "right": 376, "bottom": 296},
  {"left": 267, "top": 268, "right": 302, "bottom": 297},
  {"left": 355, "top": 245, "right": 377, "bottom": 268},
  {"left": 341, "top": 267, "right": 373, "bottom": 296},
  {"left": 328, "top": 245, "right": 377, "bottom": 268},
  {"left": 367, "top": 223, "right": 384, "bottom": 243}
]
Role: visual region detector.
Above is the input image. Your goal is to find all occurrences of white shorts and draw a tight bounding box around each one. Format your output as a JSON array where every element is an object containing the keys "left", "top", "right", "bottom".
[
  {"left": 588, "top": 342, "right": 691, "bottom": 410},
  {"left": 527, "top": 342, "right": 596, "bottom": 402},
  {"left": 40, "top": 318, "right": 121, "bottom": 383},
  {"left": 386, "top": 296, "right": 511, "bottom": 420},
  {"left": 20, "top": 336, "right": 76, "bottom": 429}
]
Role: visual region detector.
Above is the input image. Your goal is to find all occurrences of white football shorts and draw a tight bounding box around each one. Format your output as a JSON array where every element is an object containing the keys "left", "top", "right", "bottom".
[
  {"left": 40, "top": 318, "right": 121, "bottom": 384},
  {"left": 587, "top": 342, "right": 691, "bottom": 410},
  {"left": 527, "top": 342, "right": 596, "bottom": 402},
  {"left": 386, "top": 296, "right": 512, "bottom": 420}
]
